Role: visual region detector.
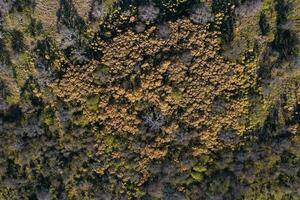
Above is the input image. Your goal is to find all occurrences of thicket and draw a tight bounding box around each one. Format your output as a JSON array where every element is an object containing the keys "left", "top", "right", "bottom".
[{"left": 0, "top": 0, "right": 300, "bottom": 199}]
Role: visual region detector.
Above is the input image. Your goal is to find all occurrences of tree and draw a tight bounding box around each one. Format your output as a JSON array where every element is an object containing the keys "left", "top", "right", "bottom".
[
  {"left": 190, "top": 4, "right": 214, "bottom": 24},
  {"left": 138, "top": 3, "right": 160, "bottom": 22},
  {"left": 90, "top": 0, "right": 104, "bottom": 20},
  {"left": 259, "top": 13, "right": 269, "bottom": 35},
  {"left": 28, "top": 18, "right": 43, "bottom": 36},
  {"left": 57, "top": 0, "right": 85, "bottom": 30},
  {"left": 11, "top": 30, "right": 25, "bottom": 53},
  {"left": 141, "top": 108, "right": 164, "bottom": 133}
]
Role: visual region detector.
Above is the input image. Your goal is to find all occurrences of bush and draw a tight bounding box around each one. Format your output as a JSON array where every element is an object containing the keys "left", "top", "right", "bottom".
[{"left": 86, "top": 95, "right": 99, "bottom": 111}]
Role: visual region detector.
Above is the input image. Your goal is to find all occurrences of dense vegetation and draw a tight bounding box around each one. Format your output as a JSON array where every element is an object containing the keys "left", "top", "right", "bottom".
[{"left": 0, "top": 0, "right": 300, "bottom": 199}]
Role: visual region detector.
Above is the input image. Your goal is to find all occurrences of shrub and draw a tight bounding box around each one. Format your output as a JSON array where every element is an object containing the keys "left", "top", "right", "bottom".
[
  {"left": 86, "top": 95, "right": 99, "bottom": 111},
  {"left": 191, "top": 172, "right": 204, "bottom": 181}
]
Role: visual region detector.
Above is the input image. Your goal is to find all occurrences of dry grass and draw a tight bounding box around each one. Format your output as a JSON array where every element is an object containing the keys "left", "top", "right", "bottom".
[
  {"left": 35, "top": 0, "right": 60, "bottom": 33},
  {"left": 73, "top": 0, "right": 92, "bottom": 20}
]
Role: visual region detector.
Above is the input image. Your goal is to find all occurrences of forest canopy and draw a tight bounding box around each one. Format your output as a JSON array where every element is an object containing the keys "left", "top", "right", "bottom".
[{"left": 0, "top": 0, "right": 300, "bottom": 199}]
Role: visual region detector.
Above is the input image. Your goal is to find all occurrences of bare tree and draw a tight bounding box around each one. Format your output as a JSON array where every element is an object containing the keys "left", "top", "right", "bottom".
[
  {"left": 0, "top": 96, "right": 7, "bottom": 111},
  {"left": 0, "top": 0, "right": 14, "bottom": 13},
  {"left": 157, "top": 23, "right": 170, "bottom": 38},
  {"left": 135, "top": 22, "right": 146, "bottom": 33},
  {"left": 58, "top": 25, "right": 77, "bottom": 49},
  {"left": 138, "top": 3, "right": 160, "bottom": 22},
  {"left": 190, "top": 4, "right": 214, "bottom": 24},
  {"left": 91, "top": 0, "right": 104, "bottom": 20},
  {"left": 141, "top": 109, "right": 164, "bottom": 132}
]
